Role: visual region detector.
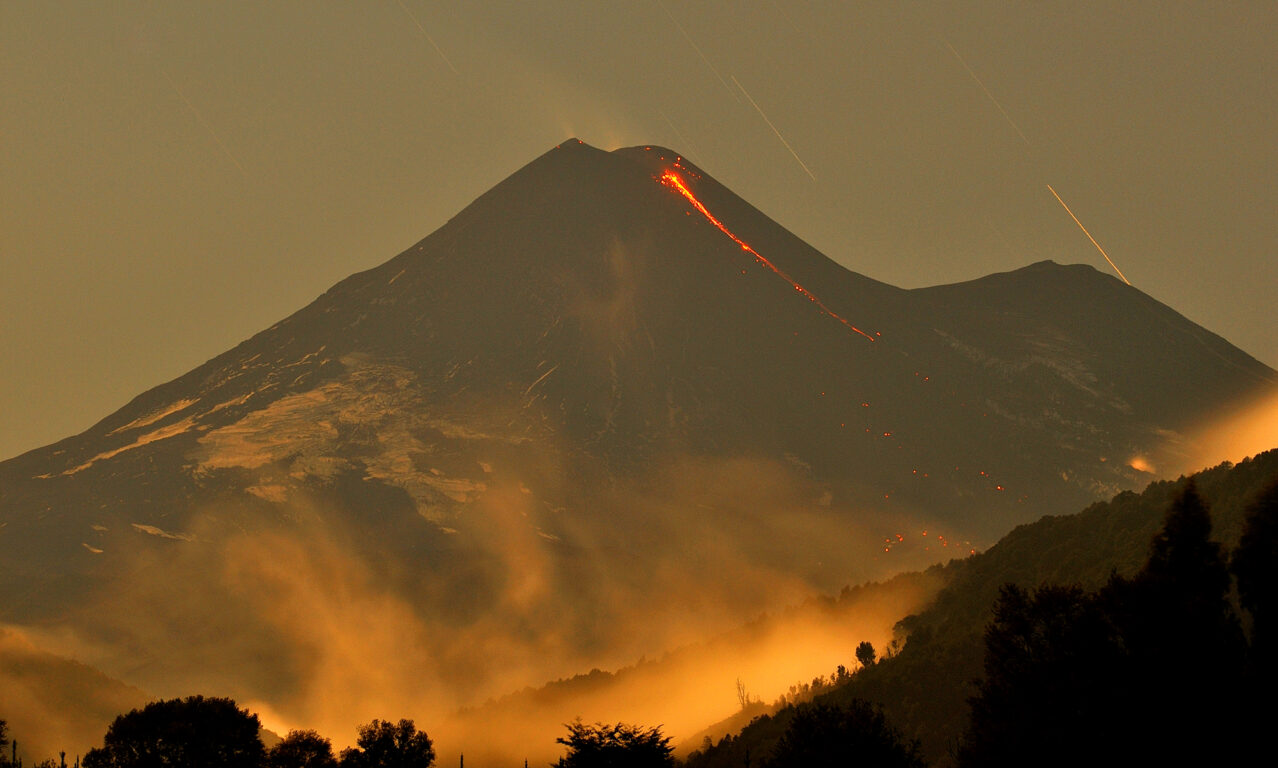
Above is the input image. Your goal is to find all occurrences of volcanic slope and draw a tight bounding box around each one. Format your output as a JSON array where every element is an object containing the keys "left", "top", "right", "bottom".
[{"left": 0, "top": 140, "right": 1273, "bottom": 714}]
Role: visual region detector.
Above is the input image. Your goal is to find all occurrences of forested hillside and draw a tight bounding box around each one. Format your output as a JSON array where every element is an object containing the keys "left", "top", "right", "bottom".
[{"left": 687, "top": 449, "right": 1278, "bottom": 767}]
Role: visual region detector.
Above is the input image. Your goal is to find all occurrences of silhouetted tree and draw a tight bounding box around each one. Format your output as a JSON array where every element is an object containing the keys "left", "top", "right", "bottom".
[
  {"left": 763, "top": 701, "right": 923, "bottom": 768},
  {"left": 1231, "top": 479, "right": 1278, "bottom": 740},
  {"left": 81, "top": 695, "right": 265, "bottom": 768},
  {"left": 959, "top": 583, "right": 1128, "bottom": 768},
  {"left": 1139, "top": 481, "right": 1236, "bottom": 618},
  {"left": 1122, "top": 481, "right": 1246, "bottom": 760},
  {"left": 0, "top": 719, "right": 9, "bottom": 767},
  {"left": 554, "top": 721, "right": 674, "bottom": 768},
  {"left": 1233, "top": 480, "right": 1278, "bottom": 669},
  {"left": 959, "top": 482, "right": 1250, "bottom": 767},
  {"left": 338, "top": 720, "right": 433, "bottom": 768},
  {"left": 269, "top": 730, "right": 338, "bottom": 768},
  {"left": 854, "top": 641, "right": 876, "bottom": 669}
]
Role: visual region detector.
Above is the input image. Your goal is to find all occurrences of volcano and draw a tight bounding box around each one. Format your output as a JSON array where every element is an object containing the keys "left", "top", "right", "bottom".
[{"left": 1, "top": 140, "right": 1273, "bottom": 736}]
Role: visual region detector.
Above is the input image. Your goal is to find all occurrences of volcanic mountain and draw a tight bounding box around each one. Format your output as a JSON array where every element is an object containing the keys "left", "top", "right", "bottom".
[{"left": 1, "top": 140, "right": 1274, "bottom": 736}]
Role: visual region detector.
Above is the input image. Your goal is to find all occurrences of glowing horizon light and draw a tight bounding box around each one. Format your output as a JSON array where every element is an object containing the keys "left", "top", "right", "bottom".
[
  {"left": 1127, "top": 456, "right": 1155, "bottom": 474},
  {"left": 658, "top": 170, "right": 876, "bottom": 342}
]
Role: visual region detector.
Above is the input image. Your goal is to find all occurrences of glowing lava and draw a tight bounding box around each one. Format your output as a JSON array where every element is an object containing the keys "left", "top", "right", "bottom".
[{"left": 658, "top": 169, "right": 876, "bottom": 342}]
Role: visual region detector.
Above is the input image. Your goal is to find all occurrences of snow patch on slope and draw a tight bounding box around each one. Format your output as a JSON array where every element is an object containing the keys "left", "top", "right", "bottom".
[
  {"left": 108, "top": 398, "right": 200, "bottom": 436},
  {"left": 933, "top": 329, "right": 1133, "bottom": 413},
  {"left": 130, "top": 523, "right": 195, "bottom": 542},
  {"left": 196, "top": 389, "right": 340, "bottom": 471},
  {"left": 62, "top": 415, "right": 202, "bottom": 475},
  {"left": 194, "top": 359, "right": 508, "bottom": 520}
]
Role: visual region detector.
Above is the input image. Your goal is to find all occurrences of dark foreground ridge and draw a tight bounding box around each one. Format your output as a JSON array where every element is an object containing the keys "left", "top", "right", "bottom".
[{"left": 685, "top": 449, "right": 1278, "bottom": 767}]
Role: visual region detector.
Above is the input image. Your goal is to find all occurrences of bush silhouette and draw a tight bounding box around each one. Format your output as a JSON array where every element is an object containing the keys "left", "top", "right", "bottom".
[{"left": 854, "top": 641, "right": 876, "bottom": 669}]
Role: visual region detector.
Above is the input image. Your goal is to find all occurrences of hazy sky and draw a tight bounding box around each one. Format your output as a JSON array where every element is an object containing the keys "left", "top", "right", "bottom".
[{"left": 2, "top": 1, "right": 1275, "bottom": 461}]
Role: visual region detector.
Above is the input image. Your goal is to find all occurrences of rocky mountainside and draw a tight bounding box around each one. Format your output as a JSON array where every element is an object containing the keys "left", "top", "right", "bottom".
[{"left": 0, "top": 140, "right": 1272, "bottom": 740}]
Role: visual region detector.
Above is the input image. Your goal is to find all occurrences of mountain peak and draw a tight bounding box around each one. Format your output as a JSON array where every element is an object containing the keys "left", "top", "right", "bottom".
[{"left": 1018, "top": 259, "right": 1108, "bottom": 279}]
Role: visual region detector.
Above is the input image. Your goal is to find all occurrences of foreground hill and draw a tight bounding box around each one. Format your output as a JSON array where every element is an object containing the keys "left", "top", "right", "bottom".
[
  {"left": 685, "top": 448, "right": 1278, "bottom": 767},
  {"left": 0, "top": 140, "right": 1273, "bottom": 749}
]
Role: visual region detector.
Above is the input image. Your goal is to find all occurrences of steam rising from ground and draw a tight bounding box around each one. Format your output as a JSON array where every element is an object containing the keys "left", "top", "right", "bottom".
[
  {"left": 7, "top": 454, "right": 946, "bottom": 762},
  {"left": 439, "top": 569, "right": 941, "bottom": 767}
]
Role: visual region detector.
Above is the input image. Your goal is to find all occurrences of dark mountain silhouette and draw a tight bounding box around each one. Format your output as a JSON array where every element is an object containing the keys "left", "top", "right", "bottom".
[{"left": 0, "top": 140, "right": 1273, "bottom": 743}]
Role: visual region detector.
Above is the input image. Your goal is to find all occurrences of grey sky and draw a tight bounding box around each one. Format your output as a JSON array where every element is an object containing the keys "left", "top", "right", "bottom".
[{"left": 2, "top": 1, "right": 1275, "bottom": 461}]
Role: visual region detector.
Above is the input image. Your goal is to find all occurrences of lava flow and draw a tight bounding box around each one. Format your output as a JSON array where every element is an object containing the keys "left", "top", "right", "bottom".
[{"left": 659, "top": 169, "right": 876, "bottom": 342}]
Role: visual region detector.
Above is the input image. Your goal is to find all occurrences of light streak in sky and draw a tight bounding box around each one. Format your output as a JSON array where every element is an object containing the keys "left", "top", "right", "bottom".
[
  {"left": 941, "top": 38, "right": 1131, "bottom": 284},
  {"left": 659, "top": 168, "right": 874, "bottom": 341},
  {"left": 944, "top": 39, "right": 1032, "bottom": 147},
  {"left": 1046, "top": 184, "right": 1132, "bottom": 285},
  {"left": 731, "top": 75, "right": 818, "bottom": 181},
  {"left": 161, "top": 70, "right": 247, "bottom": 178},
  {"left": 655, "top": 0, "right": 738, "bottom": 102},
  {"left": 395, "top": 0, "right": 459, "bottom": 74}
]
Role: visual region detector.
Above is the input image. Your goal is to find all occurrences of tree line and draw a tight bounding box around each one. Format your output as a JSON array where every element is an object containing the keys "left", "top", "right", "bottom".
[
  {"left": 686, "top": 473, "right": 1278, "bottom": 768},
  {"left": 0, "top": 705, "right": 679, "bottom": 768},
  {"left": 957, "top": 478, "right": 1275, "bottom": 766}
]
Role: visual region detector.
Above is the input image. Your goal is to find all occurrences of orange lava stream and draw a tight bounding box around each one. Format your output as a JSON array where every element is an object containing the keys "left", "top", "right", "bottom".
[{"left": 659, "top": 170, "right": 875, "bottom": 342}]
